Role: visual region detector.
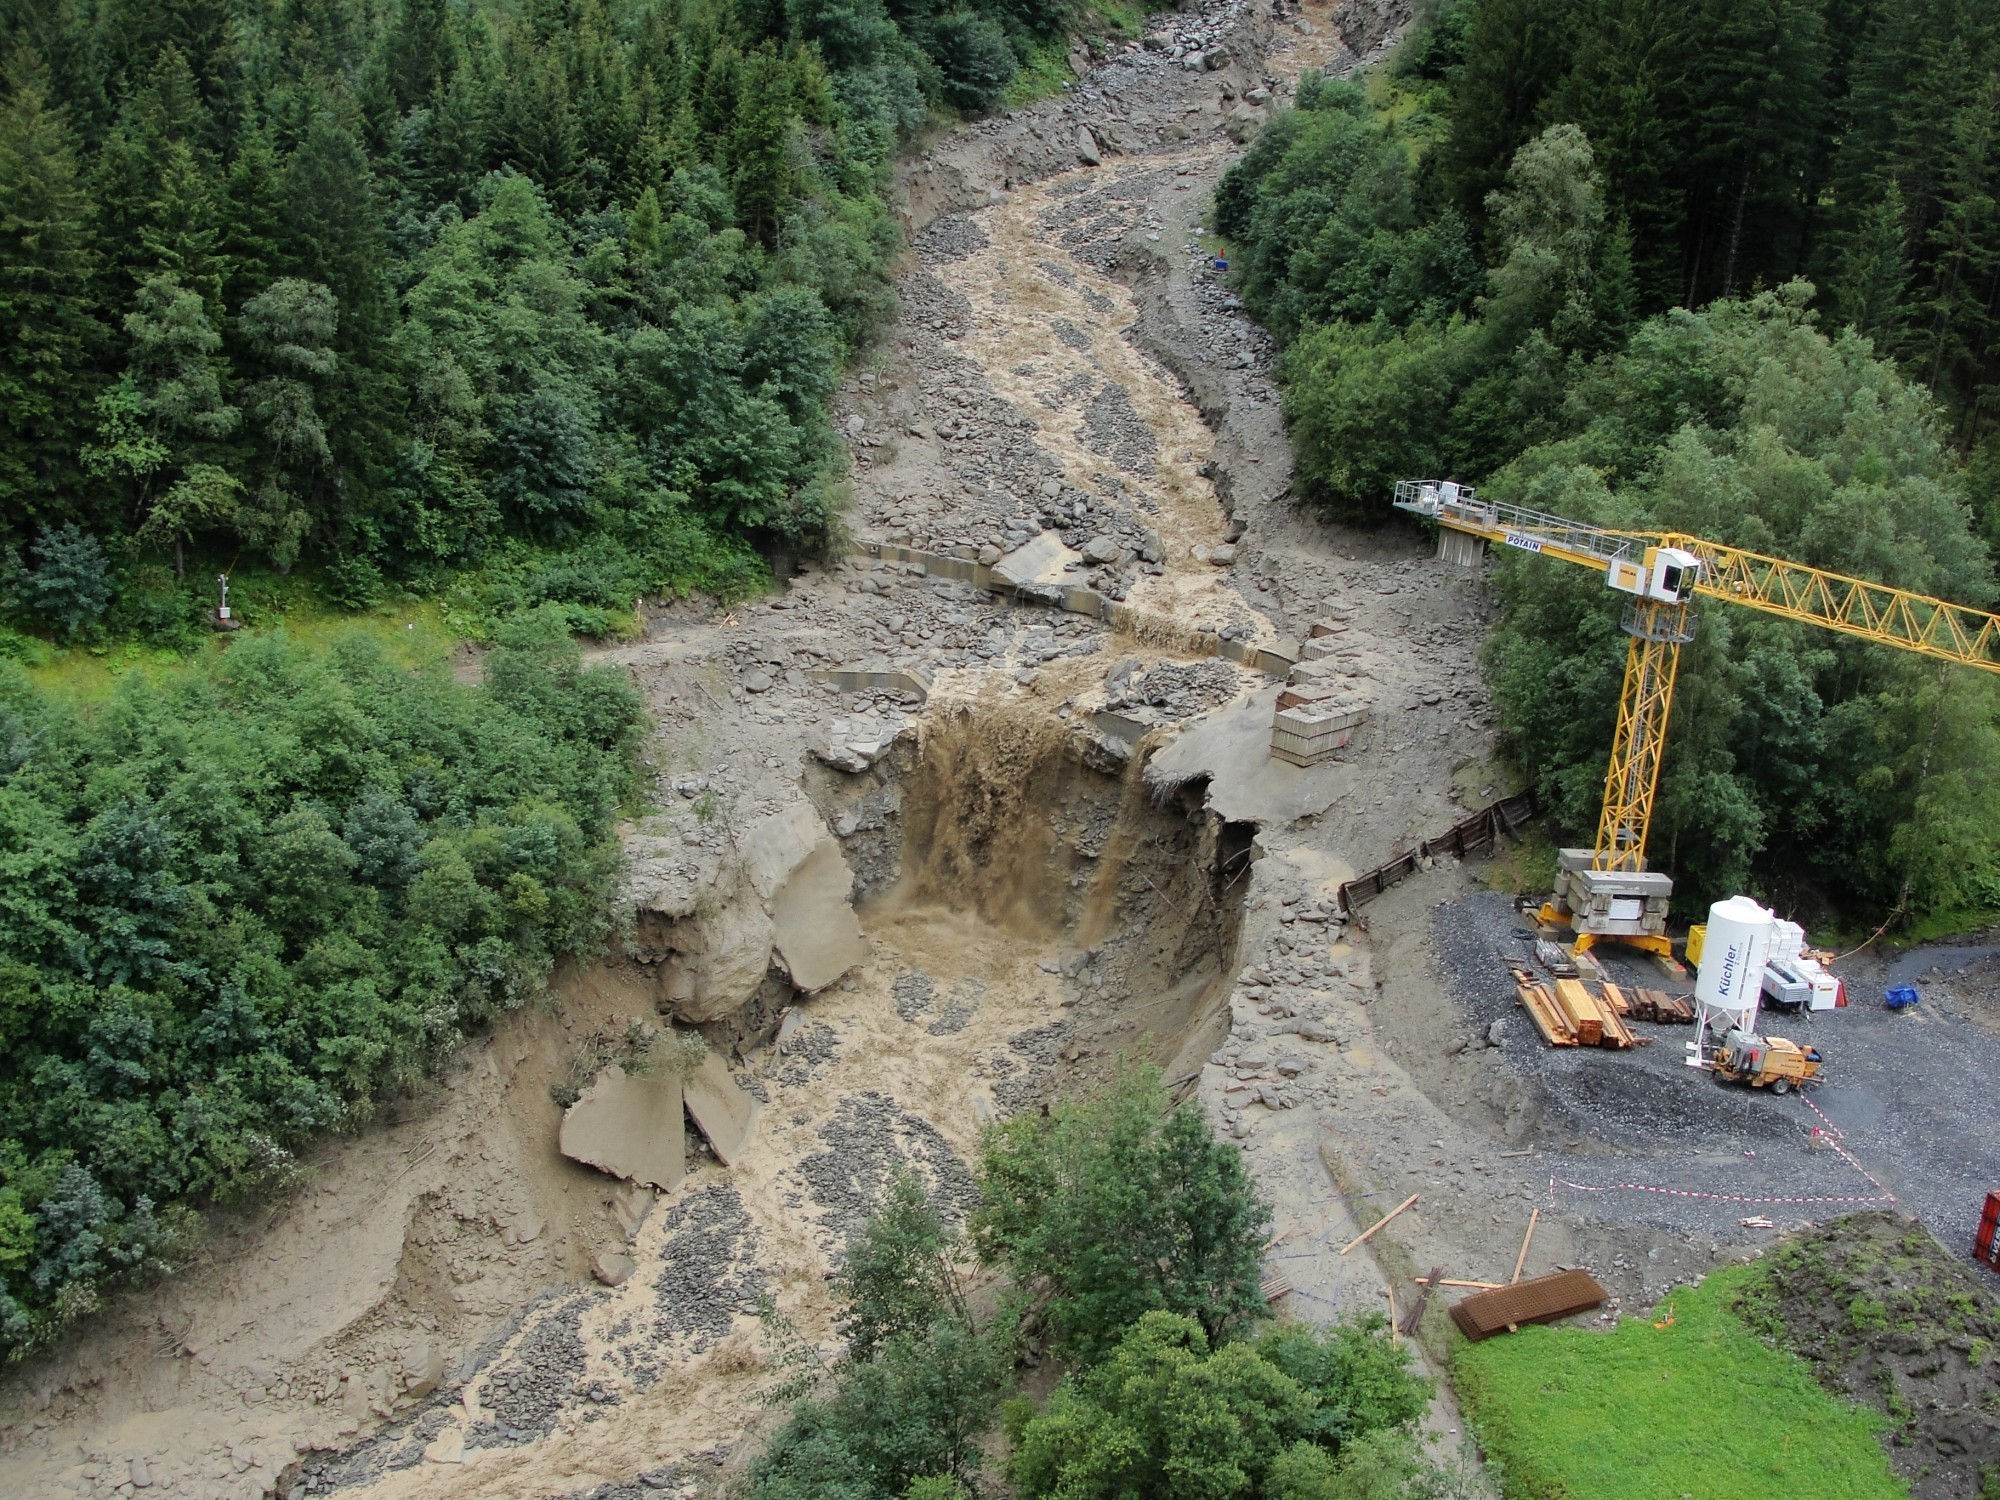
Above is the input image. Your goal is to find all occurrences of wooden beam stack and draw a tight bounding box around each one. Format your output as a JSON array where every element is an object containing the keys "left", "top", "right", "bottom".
[
  {"left": 1515, "top": 978, "right": 1576, "bottom": 1047},
  {"left": 1506, "top": 963, "right": 1639, "bottom": 1049},
  {"left": 1627, "top": 988, "right": 1695, "bottom": 1024}
]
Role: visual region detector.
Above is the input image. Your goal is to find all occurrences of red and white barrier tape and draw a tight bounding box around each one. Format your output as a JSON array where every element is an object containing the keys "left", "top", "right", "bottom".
[
  {"left": 1796, "top": 1092, "right": 1898, "bottom": 1201},
  {"left": 1547, "top": 1095, "right": 1896, "bottom": 1209},
  {"left": 1548, "top": 1175, "right": 1895, "bottom": 1207}
]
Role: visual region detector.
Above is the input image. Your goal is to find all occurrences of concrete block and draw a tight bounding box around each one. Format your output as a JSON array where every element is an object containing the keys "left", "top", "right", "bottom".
[{"left": 770, "top": 839, "right": 867, "bottom": 991}]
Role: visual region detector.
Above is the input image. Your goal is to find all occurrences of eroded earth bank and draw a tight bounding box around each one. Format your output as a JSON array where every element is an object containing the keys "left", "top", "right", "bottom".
[{"left": 0, "top": 4, "right": 1881, "bottom": 1497}]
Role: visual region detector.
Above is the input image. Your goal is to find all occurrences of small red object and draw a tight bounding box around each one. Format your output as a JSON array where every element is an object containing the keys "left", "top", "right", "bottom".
[{"left": 1975, "top": 1192, "right": 2000, "bottom": 1269}]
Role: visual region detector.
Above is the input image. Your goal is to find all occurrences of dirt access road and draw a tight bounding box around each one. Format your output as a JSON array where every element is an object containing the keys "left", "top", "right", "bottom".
[{"left": 0, "top": 3, "right": 1810, "bottom": 1497}]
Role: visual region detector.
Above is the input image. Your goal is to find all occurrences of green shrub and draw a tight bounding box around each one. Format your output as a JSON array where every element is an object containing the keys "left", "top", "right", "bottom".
[
  {"left": 22, "top": 525, "right": 113, "bottom": 642},
  {"left": 750, "top": 1170, "right": 1010, "bottom": 1499},
  {"left": 1004, "top": 1311, "right": 1437, "bottom": 1499},
  {"left": 0, "top": 628, "right": 641, "bottom": 1353},
  {"left": 974, "top": 1065, "right": 1272, "bottom": 1365}
]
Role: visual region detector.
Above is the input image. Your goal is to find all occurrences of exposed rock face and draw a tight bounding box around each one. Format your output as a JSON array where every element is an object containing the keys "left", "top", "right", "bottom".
[
  {"left": 1332, "top": 0, "right": 1412, "bottom": 57},
  {"left": 625, "top": 799, "right": 867, "bottom": 1024}
]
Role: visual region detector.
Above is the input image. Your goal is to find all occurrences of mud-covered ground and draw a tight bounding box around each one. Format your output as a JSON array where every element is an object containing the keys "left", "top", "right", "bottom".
[
  {"left": 1746, "top": 1212, "right": 2000, "bottom": 1500},
  {"left": 2, "top": 6, "right": 1495, "bottom": 1497}
]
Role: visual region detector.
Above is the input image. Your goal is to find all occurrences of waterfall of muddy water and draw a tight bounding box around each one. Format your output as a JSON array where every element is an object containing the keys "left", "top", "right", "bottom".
[{"left": 290, "top": 704, "right": 1240, "bottom": 1500}]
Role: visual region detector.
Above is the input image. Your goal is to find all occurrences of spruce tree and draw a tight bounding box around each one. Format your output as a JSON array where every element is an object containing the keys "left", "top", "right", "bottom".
[
  {"left": 1918, "top": 80, "right": 2000, "bottom": 431},
  {"left": 1831, "top": 178, "right": 1912, "bottom": 347},
  {"left": 728, "top": 47, "right": 797, "bottom": 247},
  {"left": 140, "top": 139, "right": 227, "bottom": 307},
  {"left": 282, "top": 108, "right": 391, "bottom": 351},
  {"left": 236, "top": 277, "right": 338, "bottom": 567},
  {"left": 220, "top": 126, "right": 290, "bottom": 311},
  {"left": 0, "top": 71, "right": 103, "bottom": 529}
]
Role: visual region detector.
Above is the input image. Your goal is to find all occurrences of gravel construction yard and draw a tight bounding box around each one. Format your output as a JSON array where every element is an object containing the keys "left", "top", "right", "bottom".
[{"left": 1422, "top": 885, "right": 2000, "bottom": 1266}]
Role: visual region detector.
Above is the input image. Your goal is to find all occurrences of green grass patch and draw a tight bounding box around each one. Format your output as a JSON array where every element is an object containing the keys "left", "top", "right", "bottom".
[
  {"left": 1001, "top": 6, "right": 1147, "bottom": 111},
  {"left": 1475, "top": 823, "right": 1559, "bottom": 898},
  {"left": 1003, "top": 38, "right": 1078, "bottom": 108},
  {"left": 1454, "top": 1265, "right": 1905, "bottom": 1499},
  {"left": 22, "top": 589, "right": 461, "bottom": 704}
]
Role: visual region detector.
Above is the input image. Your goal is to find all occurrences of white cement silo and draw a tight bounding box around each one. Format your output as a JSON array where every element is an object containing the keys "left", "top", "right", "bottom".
[{"left": 1690, "top": 895, "right": 1775, "bottom": 1060}]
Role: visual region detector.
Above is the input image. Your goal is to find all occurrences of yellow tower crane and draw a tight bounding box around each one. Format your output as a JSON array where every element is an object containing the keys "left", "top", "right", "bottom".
[{"left": 1393, "top": 480, "right": 2000, "bottom": 956}]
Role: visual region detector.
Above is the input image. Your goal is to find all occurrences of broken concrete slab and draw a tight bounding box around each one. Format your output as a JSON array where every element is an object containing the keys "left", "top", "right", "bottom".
[
  {"left": 683, "top": 1050, "right": 760, "bottom": 1167},
  {"left": 1145, "top": 686, "right": 1354, "bottom": 825},
  {"left": 611, "top": 1184, "right": 655, "bottom": 1242},
  {"left": 558, "top": 1065, "right": 686, "bottom": 1192},
  {"left": 738, "top": 799, "right": 828, "bottom": 903},
  {"left": 992, "top": 530, "right": 1082, "bottom": 593},
  {"left": 770, "top": 840, "right": 867, "bottom": 991}
]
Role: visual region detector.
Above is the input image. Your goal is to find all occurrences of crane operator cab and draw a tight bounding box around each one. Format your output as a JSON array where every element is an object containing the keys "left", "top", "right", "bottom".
[{"left": 1607, "top": 546, "right": 1700, "bottom": 604}]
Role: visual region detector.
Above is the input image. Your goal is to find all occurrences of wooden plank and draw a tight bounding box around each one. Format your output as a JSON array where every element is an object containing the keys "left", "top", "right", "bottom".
[
  {"left": 1601, "top": 982, "right": 1630, "bottom": 1016},
  {"left": 1418, "top": 1277, "right": 1505, "bottom": 1290},
  {"left": 1260, "top": 1269, "right": 1293, "bottom": 1305},
  {"left": 1340, "top": 1193, "right": 1419, "bottom": 1255},
  {"left": 1511, "top": 1208, "right": 1540, "bottom": 1284},
  {"left": 1517, "top": 982, "right": 1577, "bottom": 1047},
  {"left": 1553, "top": 979, "right": 1602, "bottom": 1045}
]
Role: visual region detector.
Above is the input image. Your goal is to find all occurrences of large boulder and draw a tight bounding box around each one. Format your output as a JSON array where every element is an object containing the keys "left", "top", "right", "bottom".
[
  {"left": 558, "top": 1066, "right": 686, "bottom": 1191},
  {"left": 625, "top": 801, "right": 866, "bottom": 1025}
]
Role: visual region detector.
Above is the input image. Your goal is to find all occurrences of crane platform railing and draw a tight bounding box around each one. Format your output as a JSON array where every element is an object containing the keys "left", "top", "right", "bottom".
[
  {"left": 1392, "top": 480, "right": 1656, "bottom": 570},
  {"left": 1393, "top": 480, "right": 2000, "bottom": 676}
]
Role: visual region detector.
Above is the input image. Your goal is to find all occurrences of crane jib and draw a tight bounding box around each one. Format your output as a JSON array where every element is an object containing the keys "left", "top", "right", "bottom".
[{"left": 1503, "top": 532, "right": 1545, "bottom": 554}]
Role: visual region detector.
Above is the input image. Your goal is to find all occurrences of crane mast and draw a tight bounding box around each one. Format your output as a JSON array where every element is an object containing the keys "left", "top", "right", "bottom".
[
  {"left": 1392, "top": 479, "right": 2000, "bottom": 956},
  {"left": 1598, "top": 596, "right": 1691, "bottom": 874}
]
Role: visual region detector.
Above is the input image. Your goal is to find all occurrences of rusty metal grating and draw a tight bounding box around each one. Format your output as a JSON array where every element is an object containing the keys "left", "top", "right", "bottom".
[{"left": 1448, "top": 1269, "right": 1607, "bottom": 1341}]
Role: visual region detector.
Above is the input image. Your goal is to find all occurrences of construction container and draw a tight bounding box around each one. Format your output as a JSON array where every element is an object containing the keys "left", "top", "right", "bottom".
[
  {"left": 1976, "top": 1193, "right": 2000, "bottom": 1270},
  {"left": 1270, "top": 702, "right": 1367, "bottom": 767},
  {"left": 1686, "top": 924, "right": 1706, "bottom": 965}
]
